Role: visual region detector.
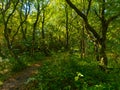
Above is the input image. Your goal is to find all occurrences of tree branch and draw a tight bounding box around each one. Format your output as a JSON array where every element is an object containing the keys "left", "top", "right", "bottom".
[
  {"left": 66, "top": 0, "right": 100, "bottom": 40},
  {"left": 86, "top": 0, "right": 92, "bottom": 16},
  {"left": 94, "top": 10, "right": 102, "bottom": 20},
  {"left": 66, "top": 0, "right": 87, "bottom": 20},
  {"left": 106, "top": 13, "right": 120, "bottom": 25}
]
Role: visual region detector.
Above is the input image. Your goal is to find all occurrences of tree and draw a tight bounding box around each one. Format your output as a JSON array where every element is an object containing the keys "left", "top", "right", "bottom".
[
  {"left": 1, "top": 0, "right": 20, "bottom": 57},
  {"left": 66, "top": 0, "right": 120, "bottom": 70},
  {"left": 31, "top": 0, "right": 41, "bottom": 55}
]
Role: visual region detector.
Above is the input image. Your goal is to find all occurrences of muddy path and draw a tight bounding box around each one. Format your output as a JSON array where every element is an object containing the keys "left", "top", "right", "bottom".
[{"left": 0, "top": 62, "right": 41, "bottom": 90}]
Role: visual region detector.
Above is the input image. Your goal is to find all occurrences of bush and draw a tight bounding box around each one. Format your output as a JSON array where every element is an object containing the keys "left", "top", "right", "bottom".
[
  {"left": 30, "top": 53, "right": 120, "bottom": 90},
  {"left": 32, "top": 54, "right": 85, "bottom": 90},
  {"left": 10, "top": 57, "right": 27, "bottom": 72},
  {"left": 0, "top": 57, "right": 11, "bottom": 74}
]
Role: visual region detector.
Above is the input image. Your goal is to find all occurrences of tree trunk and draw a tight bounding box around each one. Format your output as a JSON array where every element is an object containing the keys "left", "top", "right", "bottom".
[
  {"left": 42, "top": 10, "right": 45, "bottom": 39},
  {"left": 66, "top": 0, "right": 119, "bottom": 71},
  {"left": 98, "top": 38, "right": 108, "bottom": 71},
  {"left": 31, "top": 2, "right": 40, "bottom": 56},
  {"left": 80, "top": 24, "right": 85, "bottom": 58}
]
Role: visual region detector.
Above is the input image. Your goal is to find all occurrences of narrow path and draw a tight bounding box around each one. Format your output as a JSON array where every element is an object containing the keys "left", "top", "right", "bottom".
[{"left": 0, "top": 61, "right": 41, "bottom": 90}]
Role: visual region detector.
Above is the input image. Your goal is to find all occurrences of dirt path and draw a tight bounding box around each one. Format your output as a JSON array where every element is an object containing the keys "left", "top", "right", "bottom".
[{"left": 0, "top": 62, "right": 41, "bottom": 90}]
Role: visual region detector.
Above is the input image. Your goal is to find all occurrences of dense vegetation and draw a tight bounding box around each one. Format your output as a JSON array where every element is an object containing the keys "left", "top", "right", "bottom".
[{"left": 0, "top": 0, "right": 120, "bottom": 90}]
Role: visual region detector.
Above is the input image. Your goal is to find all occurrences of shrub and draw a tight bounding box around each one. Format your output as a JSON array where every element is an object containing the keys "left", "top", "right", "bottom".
[
  {"left": 30, "top": 53, "right": 120, "bottom": 90},
  {"left": 32, "top": 54, "right": 86, "bottom": 90},
  {"left": 10, "top": 57, "right": 27, "bottom": 72}
]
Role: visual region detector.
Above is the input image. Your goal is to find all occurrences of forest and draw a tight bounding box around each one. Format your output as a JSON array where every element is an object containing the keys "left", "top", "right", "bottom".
[{"left": 0, "top": 0, "right": 120, "bottom": 90}]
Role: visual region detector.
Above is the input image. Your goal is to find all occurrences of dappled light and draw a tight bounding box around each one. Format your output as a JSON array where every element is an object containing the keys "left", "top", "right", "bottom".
[{"left": 0, "top": 0, "right": 120, "bottom": 90}]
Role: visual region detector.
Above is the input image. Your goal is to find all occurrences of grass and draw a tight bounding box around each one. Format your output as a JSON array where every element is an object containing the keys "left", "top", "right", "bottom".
[
  {"left": 0, "top": 51, "right": 120, "bottom": 90},
  {"left": 29, "top": 52, "right": 120, "bottom": 90}
]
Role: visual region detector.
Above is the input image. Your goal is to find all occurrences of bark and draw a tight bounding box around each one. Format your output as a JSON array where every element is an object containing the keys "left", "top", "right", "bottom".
[
  {"left": 2, "top": 0, "right": 19, "bottom": 53},
  {"left": 31, "top": 2, "right": 40, "bottom": 55},
  {"left": 66, "top": 0, "right": 100, "bottom": 41},
  {"left": 80, "top": 24, "right": 85, "bottom": 58},
  {"left": 66, "top": 0, "right": 120, "bottom": 71},
  {"left": 42, "top": 10, "right": 45, "bottom": 39},
  {"left": 20, "top": 1, "right": 30, "bottom": 41},
  {"left": 41, "top": 10, "right": 48, "bottom": 55}
]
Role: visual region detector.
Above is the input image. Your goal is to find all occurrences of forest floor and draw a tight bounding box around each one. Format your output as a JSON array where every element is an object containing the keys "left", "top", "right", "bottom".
[{"left": 0, "top": 61, "right": 42, "bottom": 90}]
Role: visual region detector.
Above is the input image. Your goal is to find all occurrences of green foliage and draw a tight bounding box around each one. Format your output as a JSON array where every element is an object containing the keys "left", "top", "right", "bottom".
[
  {"left": 0, "top": 58, "right": 11, "bottom": 74},
  {"left": 9, "top": 50, "right": 46, "bottom": 72},
  {"left": 0, "top": 0, "right": 120, "bottom": 89},
  {"left": 27, "top": 53, "right": 120, "bottom": 90},
  {"left": 32, "top": 53, "right": 80, "bottom": 90},
  {"left": 0, "top": 57, "right": 11, "bottom": 84},
  {"left": 32, "top": 52, "right": 46, "bottom": 61},
  {"left": 10, "top": 57, "right": 27, "bottom": 72}
]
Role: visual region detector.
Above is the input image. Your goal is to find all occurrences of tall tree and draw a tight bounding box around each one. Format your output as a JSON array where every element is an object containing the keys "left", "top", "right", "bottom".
[
  {"left": 66, "top": 0, "right": 120, "bottom": 70},
  {"left": 1, "top": 0, "right": 19, "bottom": 57},
  {"left": 31, "top": 0, "right": 41, "bottom": 55}
]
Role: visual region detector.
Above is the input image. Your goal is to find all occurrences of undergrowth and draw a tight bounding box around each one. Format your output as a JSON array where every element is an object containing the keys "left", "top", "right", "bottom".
[
  {"left": 27, "top": 52, "right": 120, "bottom": 90},
  {"left": 1, "top": 51, "right": 120, "bottom": 90}
]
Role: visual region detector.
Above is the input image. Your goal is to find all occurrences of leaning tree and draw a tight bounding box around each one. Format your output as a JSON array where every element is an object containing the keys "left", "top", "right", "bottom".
[{"left": 66, "top": 0, "right": 120, "bottom": 70}]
